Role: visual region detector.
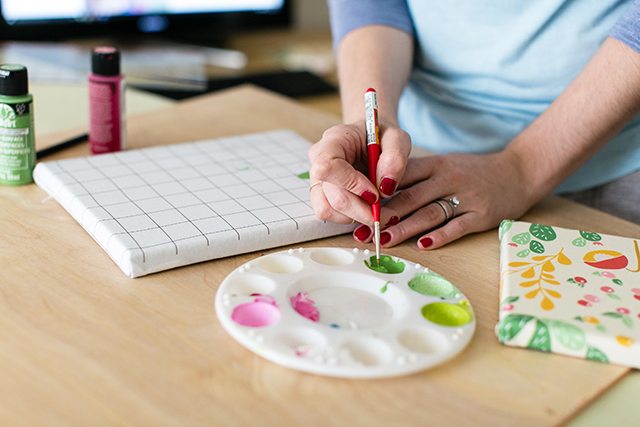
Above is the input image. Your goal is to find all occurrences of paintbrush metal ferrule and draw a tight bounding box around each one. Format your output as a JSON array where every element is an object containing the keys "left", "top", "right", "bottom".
[{"left": 374, "top": 221, "right": 381, "bottom": 263}]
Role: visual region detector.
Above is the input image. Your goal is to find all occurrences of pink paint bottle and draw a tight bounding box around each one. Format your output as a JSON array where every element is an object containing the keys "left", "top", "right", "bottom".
[{"left": 89, "top": 46, "right": 125, "bottom": 154}]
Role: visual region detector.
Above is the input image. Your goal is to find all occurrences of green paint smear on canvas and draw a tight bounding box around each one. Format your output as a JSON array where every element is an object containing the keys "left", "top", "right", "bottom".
[
  {"left": 297, "top": 171, "right": 310, "bottom": 180},
  {"left": 408, "top": 272, "right": 459, "bottom": 298},
  {"left": 364, "top": 255, "right": 405, "bottom": 274},
  {"left": 421, "top": 301, "right": 473, "bottom": 327}
]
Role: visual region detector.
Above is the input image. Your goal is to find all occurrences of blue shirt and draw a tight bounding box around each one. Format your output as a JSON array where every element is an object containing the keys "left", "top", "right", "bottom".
[{"left": 329, "top": 0, "right": 640, "bottom": 192}]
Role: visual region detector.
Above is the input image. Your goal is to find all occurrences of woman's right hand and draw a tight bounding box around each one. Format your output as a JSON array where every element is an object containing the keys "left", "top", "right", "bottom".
[{"left": 308, "top": 120, "right": 412, "bottom": 225}]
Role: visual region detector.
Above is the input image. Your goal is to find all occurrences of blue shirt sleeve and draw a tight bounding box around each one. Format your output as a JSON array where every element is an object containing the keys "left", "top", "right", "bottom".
[
  {"left": 610, "top": 0, "right": 640, "bottom": 52},
  {"left": 328, "top": 0, "right": 414, "bottom": 48}
]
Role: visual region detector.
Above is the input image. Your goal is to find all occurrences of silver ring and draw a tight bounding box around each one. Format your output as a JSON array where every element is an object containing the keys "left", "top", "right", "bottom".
[
  {"left": 434, "top": 199, "right": 452, "bottom": 222},
  {"left": 447, "top": 196, "right": 460, "bottom": 213},
  {"left": 309, "top": 181, "right": 323, "bottom": 191}
]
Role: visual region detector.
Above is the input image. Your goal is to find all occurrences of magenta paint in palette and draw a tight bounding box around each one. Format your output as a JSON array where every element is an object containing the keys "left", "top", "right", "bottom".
[{"left": 215, "top": 247, "right": 476, "bottom": 378}]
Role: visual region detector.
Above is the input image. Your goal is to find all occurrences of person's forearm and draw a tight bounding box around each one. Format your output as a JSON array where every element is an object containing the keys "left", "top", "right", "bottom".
[
  {"left": 336, "top": 25, "right": 414, "bottom": 125},
  {"left": 506, "top": 37, "right": 640, "bottom": 199}
]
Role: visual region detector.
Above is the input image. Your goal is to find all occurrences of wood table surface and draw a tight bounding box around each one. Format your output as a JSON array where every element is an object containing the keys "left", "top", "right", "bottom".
[{"left": 1, "top": 85, "right": 638, "bottom": 427}]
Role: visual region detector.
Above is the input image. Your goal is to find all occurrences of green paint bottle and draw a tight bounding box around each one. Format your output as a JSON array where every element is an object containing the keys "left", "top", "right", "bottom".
[{"left": 0, "top": 64, "right": 35, "bottom": 185}]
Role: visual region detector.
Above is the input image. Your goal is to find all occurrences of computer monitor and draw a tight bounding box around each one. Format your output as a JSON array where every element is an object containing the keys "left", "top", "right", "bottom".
[{"left": 0, "top": 0, "right": 290, "bottom": 45}]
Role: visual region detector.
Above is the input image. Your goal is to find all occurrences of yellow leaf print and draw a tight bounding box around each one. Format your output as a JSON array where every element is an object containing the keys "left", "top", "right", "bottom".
[
  {"left": 557, "top": 252, "right": 572, "bottom": 265},
  {"left": 540, "top": 296, "right": 554, "bottom": 311},
  {"left": 616, "top": 336, "right": 634, "bottom": 347},
  {"left": 525, "top": 289, "right": 540, "bottom": 299},
  {"left": 521, "top": 267, "right": 535, "bottom": 278}
]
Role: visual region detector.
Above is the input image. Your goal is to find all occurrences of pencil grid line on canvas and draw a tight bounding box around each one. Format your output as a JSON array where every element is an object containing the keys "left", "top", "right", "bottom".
[{"left": 33, "top": 130, "right": 354, "bottom": 278}]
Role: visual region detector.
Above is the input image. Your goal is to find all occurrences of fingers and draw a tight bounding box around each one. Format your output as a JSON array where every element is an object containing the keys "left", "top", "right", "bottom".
[
  {"left": 309, "top": 124, "right": 379, "bottom": 205},
  {"left": 381, "top": 178, "right": 448, "bottom": 221},
  {"left": 398, "top": 156, "right": 439, "bottom": 189},
  {"left": 308, "top": 182, "right": 355, "bottom": 224},
  {"left": 375, "top": 202, "right": 450, "bottom": 247},
  {"left": 415, "top": 213, "right": 481, "bottom": 250},
  {"left": 374, "top": 204, "right": 481, "bottom": 249},
  {"left": 377, "top": 127, "right": 412, "bottom": 196},
  {"left": 309, "top": 179, "right": 373, "bottom": 225},
  {"left": 321, "top": 181, "right": 374, "bottom": 224},
  {"left": 352, "top": 214, "right": 400, "bottom": 244}
]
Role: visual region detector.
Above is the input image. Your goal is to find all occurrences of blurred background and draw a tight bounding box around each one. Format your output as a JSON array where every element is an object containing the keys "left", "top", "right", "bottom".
[{"left": 0, "top": 0, "right": 339, "bottom": 142}]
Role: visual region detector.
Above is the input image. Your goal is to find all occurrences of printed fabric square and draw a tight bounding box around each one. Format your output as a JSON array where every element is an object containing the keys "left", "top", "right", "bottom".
[{"left": 497, "top": 220, "right": 640, "bottom": 368}]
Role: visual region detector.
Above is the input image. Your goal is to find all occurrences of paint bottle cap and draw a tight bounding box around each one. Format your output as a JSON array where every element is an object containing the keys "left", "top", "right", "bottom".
[
  {"left": 0, "top": 64, "right": 28, "bottom": 96},
  {"left": 92, "top": 46, "right": 121, "bottom": 76}
]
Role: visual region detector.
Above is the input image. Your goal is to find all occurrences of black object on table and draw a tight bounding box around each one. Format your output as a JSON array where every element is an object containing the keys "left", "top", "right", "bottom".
[{"left": 132, "top": 70, "right": 337, "bottom": 101}]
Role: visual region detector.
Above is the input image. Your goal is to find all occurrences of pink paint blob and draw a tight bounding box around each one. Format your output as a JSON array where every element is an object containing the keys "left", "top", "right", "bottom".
[
  {"left": 617, "top": 307, "right": 630, "bottom": 315},
  {"left": 502, "top": 304, "right": 514, "bottom": 312},
  {"left": 601, "top": 271, "right": 615, "bottom": 278},
  {"left": 631, "top": 288, "right": 640, "bottom": 295},
  {"left": 290, "top": 292, "right": 320, "bottom": 322},
  {"left": 584, "top": 294, "right": 599, "bottom": 303},
  {"left": 600, "top": 286, "right": 614, "bottom": 293},
  {"left": 231, "top": 297, "right": 281, "bottom": 327}
]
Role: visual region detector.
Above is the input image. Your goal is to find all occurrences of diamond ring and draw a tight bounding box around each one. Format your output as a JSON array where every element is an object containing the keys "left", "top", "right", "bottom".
[{"left": 448, "top": 196, "right": 460, "bottom": 211}]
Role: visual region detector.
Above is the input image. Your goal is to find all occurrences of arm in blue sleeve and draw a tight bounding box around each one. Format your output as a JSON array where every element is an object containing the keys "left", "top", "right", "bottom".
[
  {"left": 328, "top": 0, "right": 414, "bottom": 48},
  {"left": 610, "top": 0, "right": 640, "bottom": 52}
]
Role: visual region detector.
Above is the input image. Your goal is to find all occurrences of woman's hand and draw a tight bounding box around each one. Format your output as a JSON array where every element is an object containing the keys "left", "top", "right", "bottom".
[
  {"left": 353, "top": 150, "right": 544, "bottom": 249},
  {"left": 308, "top": 120, "right": 412, "bottom": 225}
]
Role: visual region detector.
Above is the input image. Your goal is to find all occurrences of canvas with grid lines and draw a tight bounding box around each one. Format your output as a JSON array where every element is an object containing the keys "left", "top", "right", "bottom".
[{"left": 33, "top": 130, "right": 354, "bottom": 278}]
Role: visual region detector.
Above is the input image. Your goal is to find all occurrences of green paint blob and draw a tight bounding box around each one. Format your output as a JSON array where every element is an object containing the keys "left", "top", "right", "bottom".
[
  {"left": 297, "top": 171, "right": 310, "bottom": 180},
  {"left": 364, "top": 255, "right": 405, "bottom": 274},
  {"left": 421, "top": 302, "right": 473, "bottom": 327},
  {"left": 408, "top": 272, "right": 458, "bottom": 298}
]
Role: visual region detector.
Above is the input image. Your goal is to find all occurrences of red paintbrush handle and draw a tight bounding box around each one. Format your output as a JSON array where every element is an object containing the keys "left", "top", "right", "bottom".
[{"left": 367, "top": 142, "right": 381, "bottom": 222}]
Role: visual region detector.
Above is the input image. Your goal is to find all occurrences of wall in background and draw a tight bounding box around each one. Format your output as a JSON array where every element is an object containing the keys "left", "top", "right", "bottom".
[{"left": 293, "top": 0, "right": 330, "bottom": 30}]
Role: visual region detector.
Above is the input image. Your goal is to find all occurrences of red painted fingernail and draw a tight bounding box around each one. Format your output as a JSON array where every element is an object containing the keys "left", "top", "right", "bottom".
[
  {"left": 380, "top": 177, "right": 397, "bottom": 196},
  {"left": 379, "top": 231, "right": 391, "bottom": 245},
  {"left": 419, "top": 236, "right": 433, "bottom": 249},
  {"left": 354, "top": 225, "right": 372, "bottom": 242},
  {"left": 360, "top": 190, "right": 377, "bottom": 205},
  {"left": 385, "top": 216, "right": 400, "bottom": 227}
]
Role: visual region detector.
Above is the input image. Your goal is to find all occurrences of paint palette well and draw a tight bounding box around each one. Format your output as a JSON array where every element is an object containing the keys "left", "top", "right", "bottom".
[{"left": 214, "top": 247, "right": 476, "bottom": 378}]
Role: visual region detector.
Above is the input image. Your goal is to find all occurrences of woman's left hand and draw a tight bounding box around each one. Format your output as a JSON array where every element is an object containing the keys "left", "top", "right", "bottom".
[{"left": 353, "top": 150, "right": 545, "bottom": 249}]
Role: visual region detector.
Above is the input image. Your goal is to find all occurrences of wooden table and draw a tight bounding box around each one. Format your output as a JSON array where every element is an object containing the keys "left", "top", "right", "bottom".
[{"left": 1, "top": 86, "right": 638, "bottom": 427}]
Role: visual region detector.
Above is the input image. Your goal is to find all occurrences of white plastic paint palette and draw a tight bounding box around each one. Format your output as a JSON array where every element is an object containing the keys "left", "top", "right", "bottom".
[{"left": 215, "top": 247, "right": 476, "bottom": 378}]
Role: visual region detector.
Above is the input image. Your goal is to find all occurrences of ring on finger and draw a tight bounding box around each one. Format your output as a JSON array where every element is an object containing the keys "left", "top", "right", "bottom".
[
  {"left": 309, "top": 180, "right": 323, "bottom": 191},
  {"left": 434, "top": 199, "right": 452, "bottom": 222},
  {"left": 447, "top": 196, "right": 461, "bottom": 214}
]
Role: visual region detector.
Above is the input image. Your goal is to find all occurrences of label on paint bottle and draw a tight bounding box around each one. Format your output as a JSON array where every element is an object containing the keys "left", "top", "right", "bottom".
[
  {"left": 89, "top": 46, "right": 125, "bottom": 154},
  {"left": 0, "top": 64, "right": 35, "bottom": 185}
]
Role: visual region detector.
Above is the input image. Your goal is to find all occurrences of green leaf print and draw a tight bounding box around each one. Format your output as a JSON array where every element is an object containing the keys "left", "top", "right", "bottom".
[
  {"left": 529, "top": 224, "right": 557, "bottom": 241},
  {"left": 585, "top": 346, "right": 609, "bottom": 363},
  {"left": 512, "top": 232, "right": 531, "bottom": 245},
  {"left": 545, "top": 319, "right": 587, "bottom": 350},
  {"left": 580, "top": 231, "right": 602, "bottom": 242},
  {"left": 502, "top": 296, "right": 520, "bottom": 305},
  {"left": 528, "top": 320, "right": 551, "bottom": 352},
  {"left": 529, "top": 240, "right": 545, "bottom": 254},
  {"left": 603, "top": 312, "right": 623, "bottom": 319},
  {"left": 497, "top": 314, "right": 534, "bottom": 342},
  {"left": 516, "top": 249, "right": 531, "bottom": 258},
  {"left": 572, "top": 237, "right": 587, "bottom": 247},
  {"left": 499, "top": 220, "right": 513, "bottom": 241}
]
